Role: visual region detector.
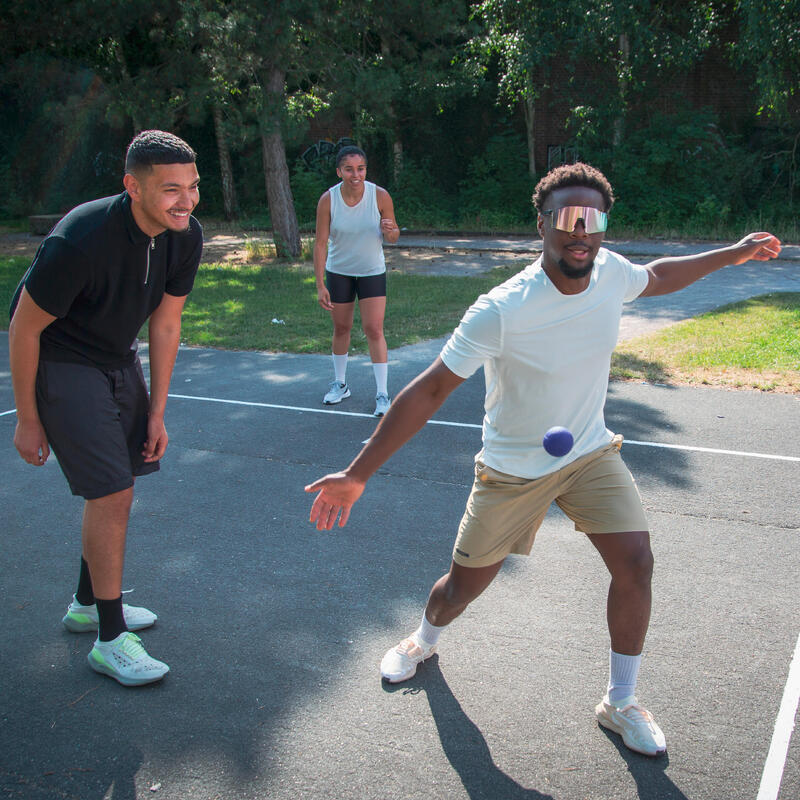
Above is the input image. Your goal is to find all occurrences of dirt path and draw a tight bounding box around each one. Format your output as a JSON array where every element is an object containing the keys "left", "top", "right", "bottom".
[{"left": 0, "top": 230, "right": 523, "bottom": 276}]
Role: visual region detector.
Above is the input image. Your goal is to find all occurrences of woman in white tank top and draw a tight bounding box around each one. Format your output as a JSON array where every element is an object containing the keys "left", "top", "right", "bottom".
[{"left": 313, "top": 146, "right": 400, "bottom": 416}]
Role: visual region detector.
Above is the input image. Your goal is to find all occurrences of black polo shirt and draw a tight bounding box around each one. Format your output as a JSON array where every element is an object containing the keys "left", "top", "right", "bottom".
[{"left": 10, "top": 191, "right": 202, "bottom": 368}]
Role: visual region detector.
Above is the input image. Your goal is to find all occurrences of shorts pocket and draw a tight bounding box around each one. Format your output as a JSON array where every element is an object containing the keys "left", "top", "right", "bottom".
[{"left": 475, "top": 462, "right": 528, "bottom": 487}]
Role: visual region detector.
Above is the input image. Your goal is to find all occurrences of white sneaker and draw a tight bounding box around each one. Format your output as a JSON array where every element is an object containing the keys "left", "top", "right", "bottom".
[
  {"left": 374, "top": 393, "right": 390, "bottom": 417},
  {"left": 380, "top": 635, "right": 436, "bottom": 683},
  {"left": 595, "top": 695, "right": 666, "bottom": 756},
  {"left": 62, "top": 595, "right": 157, "bottom": 633},
  {"left": 88, "top": 632, "right": 169, "bottom": 686},
  {"left": 323, "top": 381, "right": 351, "bottom": 404}
]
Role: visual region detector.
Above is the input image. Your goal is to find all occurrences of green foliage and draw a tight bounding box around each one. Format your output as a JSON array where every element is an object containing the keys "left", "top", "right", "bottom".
[
  {"left": 568, "top": 106, "right": 791, "bottom": 234},
  {"left": 289, "top": 164, "right": 328, "bottom": 228},
  {"left": 390, "top": 159, "right": 458, "bottom": 229},
  {"left": 459, "top": 131, "right": 534, "bottom": 228}
]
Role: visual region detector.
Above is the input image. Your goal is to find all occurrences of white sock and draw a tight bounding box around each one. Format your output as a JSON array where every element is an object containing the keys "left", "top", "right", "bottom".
[
  {"left": 332, "top": 353, "right": 348, "bottom": 384},
  {"left": 607, "top": 649, "right": 642, "bottom": 705},
  {"left": 372, "top": 362, "right": 388, "bottom": 395},
  {"left": 414, "top": 611, "right": 444, "bottom": 647}
]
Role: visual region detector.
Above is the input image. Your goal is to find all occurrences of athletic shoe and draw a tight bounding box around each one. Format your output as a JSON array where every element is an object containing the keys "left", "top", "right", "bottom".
[
  {"left": 380, "top": 635, "right": 436, "bottom": 683},
  {"left": 323, "top": 380, "right": 351, "bottom": 404},
  {"left": 62, "top": 595, "right": 157, "bottom": 633},
  {"left": 595, "top": 695, "right": 667, "bottom": 756},
  {"left": 88, "top": 632, "right": 169, "bottom": 686},
  {"left": 374, "top": 393, "right": 390, "bottom": 417}
]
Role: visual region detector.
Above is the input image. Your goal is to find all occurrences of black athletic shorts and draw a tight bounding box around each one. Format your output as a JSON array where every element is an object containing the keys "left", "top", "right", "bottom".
[
  {"left": 35, "top": 358, "right": 159, "bottom": 500},
  {"left": 325, "top": 270, "right": 387, "bottom": 304}
]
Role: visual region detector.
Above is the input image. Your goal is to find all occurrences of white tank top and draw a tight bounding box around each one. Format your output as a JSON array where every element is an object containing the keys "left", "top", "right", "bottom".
[{"left": 325, "top": 181, "right": 385, "bottom": 277}]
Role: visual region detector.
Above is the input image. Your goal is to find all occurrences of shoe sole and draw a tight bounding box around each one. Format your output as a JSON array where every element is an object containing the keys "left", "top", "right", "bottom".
[
  {"left": 63, "top": 615, "right": 156, "bottom": 633},
  {"left": 88, "top": 652, "right": 169, "bottom": 687},
  {"left": 323, "top": 390, "right": 351, "bottom": 405},
  {"left": 595, "top": 704, "right": 666, "bottom": 757}
]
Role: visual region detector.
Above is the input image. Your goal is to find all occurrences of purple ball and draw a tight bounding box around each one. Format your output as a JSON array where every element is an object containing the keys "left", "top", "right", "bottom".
[{"left": 543, "top": 426, "right": 573, "bottom": 457}]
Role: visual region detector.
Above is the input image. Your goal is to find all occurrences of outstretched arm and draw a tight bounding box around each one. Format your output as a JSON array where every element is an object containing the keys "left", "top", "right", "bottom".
[
  {"left": 638, "top": 232, "right": 782, "bottom": 297},
  {"left": 305, "top": 357, "right": 465, "bottom": 530}
]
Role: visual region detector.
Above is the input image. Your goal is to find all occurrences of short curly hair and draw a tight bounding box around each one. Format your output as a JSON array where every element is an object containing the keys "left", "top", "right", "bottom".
[
  {"left": 125, "top": 130, "right": 196, "bottom": 173},
  {"left": 532, "top": 162, "right": 615, "bottom": 213}
]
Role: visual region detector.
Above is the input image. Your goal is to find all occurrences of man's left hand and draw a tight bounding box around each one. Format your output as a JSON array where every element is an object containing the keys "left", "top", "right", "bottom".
[{"left": 731, "top": 232, "right": 782, "bottom": 265}]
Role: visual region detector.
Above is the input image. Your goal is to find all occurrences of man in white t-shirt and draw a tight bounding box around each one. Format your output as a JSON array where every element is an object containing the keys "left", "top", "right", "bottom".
[{"left": 305, "top": 163, "right": 781, "bottom": 757}]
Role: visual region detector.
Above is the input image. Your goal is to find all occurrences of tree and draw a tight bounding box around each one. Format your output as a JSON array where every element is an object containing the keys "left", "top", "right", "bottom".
[
  {"left": 470, "top": 0, "right": 720, "bottom": 177},
  {"left": 332, "top": 1, "right": 475, "bottom": 183}
]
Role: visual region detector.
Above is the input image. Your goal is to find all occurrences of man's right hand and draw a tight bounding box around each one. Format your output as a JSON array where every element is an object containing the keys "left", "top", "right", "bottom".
[
  {"left": 14, "top": 419, "right": 50, "bottom": 466},
  {"left": 305, "top": 472, "right": 366, "bottom": 530}
]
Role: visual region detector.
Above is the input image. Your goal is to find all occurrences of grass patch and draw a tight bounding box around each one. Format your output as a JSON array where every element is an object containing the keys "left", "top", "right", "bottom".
[
  {"left": 612, "top": 293, "right": 800, "bottom": 392},
  {"left": 173, "top": 261, "right": 517, "bottom": 352},
  {"left": 2, "top": 253, "right": 797, "bottom": 393},
  {"left": 0, "top": 256, "right": 28, "bottom": 316}
]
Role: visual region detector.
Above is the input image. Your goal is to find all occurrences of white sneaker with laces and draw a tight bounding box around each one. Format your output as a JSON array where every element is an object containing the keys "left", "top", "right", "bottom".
[
  {"left": 380, "top": 635, "right": 436, "bottom": 683},
  {"left": 374, "top": 393, "right": 390, "bottom": 417},
  {"left": 62, "top": 595, "right": 157, "bottom": 633},
  {"left": 595, "top": 695, "right": 666, "bottom": 756},
  {"left": 88, "top": 632, "right": 169, "bottom": 686},
  {"left": 323, "top": 380, "right": 351, "bottom": 404}
]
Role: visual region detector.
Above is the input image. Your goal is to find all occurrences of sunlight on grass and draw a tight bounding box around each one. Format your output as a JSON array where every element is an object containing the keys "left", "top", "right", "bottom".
[
  {"left": 1, "top": 253, "right": 796, "bottom": 393},
  {"left": 612, "top": 293, "right": 800, "bottom": 392}
]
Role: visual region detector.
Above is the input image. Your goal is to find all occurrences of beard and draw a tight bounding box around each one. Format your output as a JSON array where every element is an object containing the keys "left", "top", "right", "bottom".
[{"left": 557, "top": 258, "right": 594, "bottom": 279}]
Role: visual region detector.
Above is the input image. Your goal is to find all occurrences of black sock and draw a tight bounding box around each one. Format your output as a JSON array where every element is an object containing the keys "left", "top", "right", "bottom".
[
  {"left": 75, "top": 557, "right": 94, "bottom": 606},
  {"left": 95, "top": 596, "right": 128, "bottom": 642}
]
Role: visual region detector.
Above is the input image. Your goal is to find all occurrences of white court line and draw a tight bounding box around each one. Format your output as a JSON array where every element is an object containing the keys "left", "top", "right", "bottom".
[
  {"left": 167, "top": 393, "right": 800, "bottom": 462},
  {"left": 757, "top": 632, "right": 800, "bottom": 800},
  {"left": 626, "top": 439, "right": 800, "bottom": 463},
  {"left": 1, "top": 408, "right": 17, "bottom": 417}
]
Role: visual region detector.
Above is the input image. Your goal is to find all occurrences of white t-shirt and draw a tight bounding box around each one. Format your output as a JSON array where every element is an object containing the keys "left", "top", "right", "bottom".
[
  {"left": 440, "top": 248, "right": 650, "bottom": 479},
  {"left": 325, "top": 181, "right": 385, "bottom": 277}
]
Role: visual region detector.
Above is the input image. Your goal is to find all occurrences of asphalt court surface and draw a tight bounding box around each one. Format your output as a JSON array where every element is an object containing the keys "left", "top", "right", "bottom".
[{"left": 1, "top": 328, "right": 798, "bottom": 800}]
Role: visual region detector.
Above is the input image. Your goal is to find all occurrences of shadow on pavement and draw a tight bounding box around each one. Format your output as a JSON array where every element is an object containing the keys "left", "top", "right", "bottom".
[
  {"left": 597, "top": 728, "right": 690, "bottom": 800},
  {"left": 384, "top": 656, "right": 555, "bottom": 800}
]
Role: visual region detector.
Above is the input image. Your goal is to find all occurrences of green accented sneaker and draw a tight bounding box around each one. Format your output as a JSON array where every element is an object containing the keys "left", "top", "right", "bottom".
[
  {"left": 595, "top": 695, "right": 667, "bottom": 756},
  {"left": 62, "top": 595, "right": 157, "bottom": 633},
  {"left": 88, "top": 632, "right": 169, "bottom": 686}
]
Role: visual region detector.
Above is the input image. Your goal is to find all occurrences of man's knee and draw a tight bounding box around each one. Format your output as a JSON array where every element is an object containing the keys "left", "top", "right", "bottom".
[
  {"left": 622, "top": 541, "right": 654, "bottom": 584},
  {"left": 86, "top": 487, "right": 134, "bottom": 519}
]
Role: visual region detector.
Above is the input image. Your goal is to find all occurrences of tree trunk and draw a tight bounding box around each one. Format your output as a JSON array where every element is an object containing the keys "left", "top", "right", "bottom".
[
  {"left": 613, "top": 33, "right": 630, "bottom": 149},
  {"left": 260, "top": 67, "right": 300, "bottom": 258},
  {"left": 392, "top": 138, "right": 403, "bottom": 183},
  {"left": 523, "top": 91, "right": 536, "bottom": 178},
  {"left": 212, "top": 102, "right": 239, "bottom": 222}
]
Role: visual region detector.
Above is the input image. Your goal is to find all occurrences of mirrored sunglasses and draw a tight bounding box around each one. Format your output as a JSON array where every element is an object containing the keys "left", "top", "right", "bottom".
[{"left": 542, "top": 206, "right": 608, "bottom": 234}]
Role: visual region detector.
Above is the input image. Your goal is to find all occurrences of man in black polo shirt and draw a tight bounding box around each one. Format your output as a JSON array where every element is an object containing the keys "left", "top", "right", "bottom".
[{"left": 9, "top": 130, "right": 202, "bottom": 686}]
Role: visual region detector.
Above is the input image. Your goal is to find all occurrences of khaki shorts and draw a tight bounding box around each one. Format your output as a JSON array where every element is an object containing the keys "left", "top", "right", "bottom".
[{"left": 452, "top": 435, "right": 648, "bottom": 568}]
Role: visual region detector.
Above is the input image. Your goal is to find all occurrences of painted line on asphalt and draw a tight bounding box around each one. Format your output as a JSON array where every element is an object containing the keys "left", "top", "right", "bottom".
[
  {"left": 168, "top": 393, "right": 800, "bottom": 462},
  {"left": 1, "top": 408, "right": 17, "bottom": 417},
  {"left": 757, "top": 631, "right": 800, "bottom": 800},
  {"left": 625, "top": 439, "right": 800, "bottom": 463}
]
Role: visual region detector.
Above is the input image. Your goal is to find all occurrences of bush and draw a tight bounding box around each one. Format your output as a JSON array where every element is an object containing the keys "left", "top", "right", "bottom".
[
  {"left": 458, "top": 131, "right": 535, "bottom": 229},
  {"left": 390, "top": 158, "right": 458, "bottom": 229}
]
